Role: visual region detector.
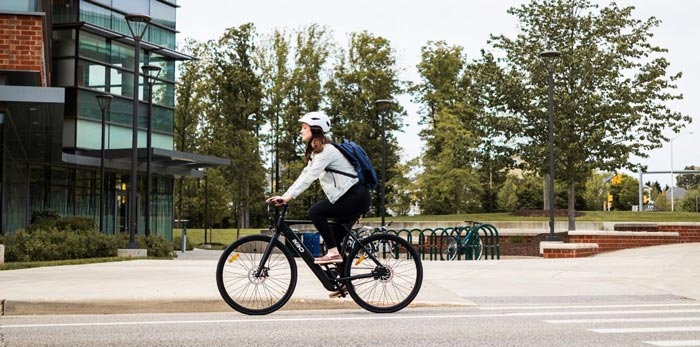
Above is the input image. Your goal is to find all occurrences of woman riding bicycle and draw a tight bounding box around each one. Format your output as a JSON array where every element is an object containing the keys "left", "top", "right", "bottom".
[{"left": 266, "top": 111, "right": 371, "bottom": 265}]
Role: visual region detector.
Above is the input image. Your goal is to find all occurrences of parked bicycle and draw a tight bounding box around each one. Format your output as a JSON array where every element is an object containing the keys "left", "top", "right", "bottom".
[
  {"left": 439, "top": 220, "right": 484, "bottom": 261},
  {"left": 216, "top": 202, "right": 423, "bottom": 315}
]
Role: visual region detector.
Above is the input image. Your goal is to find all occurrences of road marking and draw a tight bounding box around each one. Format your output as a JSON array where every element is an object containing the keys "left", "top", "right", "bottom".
[
  {"left": 643, "top": 340, "right": 700, "bottom": 346},
  {"left": 3, "top": 309, "right": 700, "bottom": 329},
  {"left": 481, "top": 303, "right": 700, "bottom": 311},
  {"left": 591, "top": 327, "right": 700, "bottom": 334},
  {"left": 546, "top": 317, "right": 700, "bottom": 324}
]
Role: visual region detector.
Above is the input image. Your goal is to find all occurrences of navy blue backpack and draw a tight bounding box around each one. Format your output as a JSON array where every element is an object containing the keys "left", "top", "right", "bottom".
[{"left": 326, "top": 140, "right": 378, "bottom": 189}]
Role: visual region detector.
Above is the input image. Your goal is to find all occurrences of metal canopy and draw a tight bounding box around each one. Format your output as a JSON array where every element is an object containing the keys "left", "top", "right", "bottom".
[{"left": 63, "top": 148, "right": 230, "bottom": 178}]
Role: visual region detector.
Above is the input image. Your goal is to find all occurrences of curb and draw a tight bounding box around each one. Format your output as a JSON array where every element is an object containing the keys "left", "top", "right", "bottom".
[{"left": 1, "top": 298, "right": 473, "bottom": 316}]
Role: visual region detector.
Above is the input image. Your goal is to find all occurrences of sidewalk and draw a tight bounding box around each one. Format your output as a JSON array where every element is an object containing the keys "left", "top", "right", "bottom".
[{"left": 1, "top": 243, "right": 698, "bottom": 315}]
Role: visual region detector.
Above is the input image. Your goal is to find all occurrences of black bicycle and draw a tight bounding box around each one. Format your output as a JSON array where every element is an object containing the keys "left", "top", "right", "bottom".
[{"left": 216, "top": 202, "right": 423, "bottom": 315}]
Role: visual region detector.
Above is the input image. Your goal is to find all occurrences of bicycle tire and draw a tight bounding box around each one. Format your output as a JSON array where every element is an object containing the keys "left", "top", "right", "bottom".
[
  {"left": 439, "top": 235, "right": 459, "bottom": 261},
  {"left": 344, "top": 233, "right": 423, "bottom": 313},
  {"left": 216, "top": 235, "right": 297, "bottom": 315}
]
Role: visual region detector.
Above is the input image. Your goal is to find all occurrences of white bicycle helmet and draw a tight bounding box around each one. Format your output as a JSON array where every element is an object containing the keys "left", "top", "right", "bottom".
[{"left": 299, "top": 111, "right": 331, "bottom": 133}]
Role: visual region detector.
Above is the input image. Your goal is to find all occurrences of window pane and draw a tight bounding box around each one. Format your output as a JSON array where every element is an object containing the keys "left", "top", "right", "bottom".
[
  {"left": 150, "top": 0, "right": 176, "bottom": 30},
  {"left": 77, "top": 89, "right": 103, "bottom": 121},
  {"left": 150, "top": 81, "right": 174, "bottom": 107},
  {"left": 147, "top": 26, "right": 175, "bottom": 49},
  {"left": 76, "top": 119, "right": 102, "bottom": 149},
  {"left": 152, "top": 105, "right": 173, "bottom": 133},
  {"left": 79, "top": 0, "right": 111, "bottom": 29},
  {"left": 109, "top": 67, "right": 134, "bottom": 98},
  {"left": 148, "top": 53, "right": 174, "bottom": 82},
  {"left": 79, "top": 31, "right": 109, "bottom": 62},
  {"left": 111, "top": 40, "right": 135, "bottom": 70},
  {"left": 77, "top": 60, "right": 107, "bottom": 91},
  {"left": 112, "top": 0, "right": 148, "bottom": 16},
  {"left": 0, "top": 0, "right": 37, "bottom": 11},
  {"left": 109, "top": 97, "right": 133, "bottom": 127}
]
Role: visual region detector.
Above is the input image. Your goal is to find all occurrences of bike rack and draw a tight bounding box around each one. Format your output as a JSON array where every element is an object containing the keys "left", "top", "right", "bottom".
[{"left": 352, "top": 224, "right": 500, "bottom": 261}]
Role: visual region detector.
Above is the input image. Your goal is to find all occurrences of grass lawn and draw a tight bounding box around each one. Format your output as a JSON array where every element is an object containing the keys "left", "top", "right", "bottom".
[
  {"left": 361, "top": 211, "right": 700, "bottom": 223},
  {"left": 177, "top": 228, "right": 262, "bottom": 248},
  {"left": 177, "top": 211, "right": 698, "bottom": 248}
]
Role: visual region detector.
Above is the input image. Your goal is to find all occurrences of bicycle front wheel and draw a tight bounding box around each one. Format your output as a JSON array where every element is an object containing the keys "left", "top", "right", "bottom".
[
  {"left": 344, "top": 233, "right": 423, "bottom": 313},
  {"left": 216, "top": 235, "right": 297, "bottom": 315}
]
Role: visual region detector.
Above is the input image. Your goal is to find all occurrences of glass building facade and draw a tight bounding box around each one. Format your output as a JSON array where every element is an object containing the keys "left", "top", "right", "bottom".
[{"left": 1, "top": 0, "right": 227, "bottom": 239}]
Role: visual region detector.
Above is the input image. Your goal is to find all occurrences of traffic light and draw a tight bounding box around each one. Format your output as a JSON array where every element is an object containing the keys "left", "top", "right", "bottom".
[
  {"left": 643, "top": 195, "right": 649, "bottom": 205},
  {"left": 611, "top": 173, "right": 622, "bottom": 185}
]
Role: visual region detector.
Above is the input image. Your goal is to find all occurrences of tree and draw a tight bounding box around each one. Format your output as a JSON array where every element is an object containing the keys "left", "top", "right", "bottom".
[
  {"left": 582, "top": 171, "right": 609, "bottom": 211},
  {"left": 678, "top": 188, "right": 700, "bottom": 212},
  {"left": 174, "top": 39, "right": 209, "bottom": 225},
  {"left": 676, "top": 165, "right": 700, "bottom": 190},
  {"left": 387, "top": 158, "right": 419, "bottom": 216},
  {"left": 418, "top": 111, "right": 483, "bottom": 214},
  {"left": 325, "top": 31, "right": 405, "bottom": 217},
  {"left": 204, "top": 23, "right": 266, "bottom": 228},
  {"left": 486, "top": 0, "right": 692, "bottom": 228},
  {"left": 257, "top": 28, "right": 292, "bottom": 194},
  {"left": 498, "top": 175, "right": 519, "bottom": 212}
]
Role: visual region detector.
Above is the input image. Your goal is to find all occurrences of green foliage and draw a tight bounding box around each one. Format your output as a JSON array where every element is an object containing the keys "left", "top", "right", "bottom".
[
  {"left": 497, "top": 175, "right": 519, "bottom": 212},
  {"left": 516, "top": 174, "right": 545, "bottom": 210},
  {"left": 324, "top": 31, "right": 405, "bottom": 217},
  {"left": 677, "top": 165, "right": 700, "bottom": 190},
  {"left": 609, "top": 174, "right": 640, "bottom": 210},
  {"left": 387, "top": 159, "right": 419, "bottom": 216},
  {"left": 583, "top": 171, "right": 610, "bottom": 211},
  {"left": 483, "top": 0, "right": 691, "bottom": 226},
  {"left": 4, "top": 228, "right": 119, "bottom": 262},
  {"left": 678, "top": 189, "right": 700, "bottom": 212}
]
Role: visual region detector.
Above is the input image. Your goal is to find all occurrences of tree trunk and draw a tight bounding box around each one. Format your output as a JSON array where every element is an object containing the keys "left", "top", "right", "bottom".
[{"left": 568, "top": 180, "right": 576, "bottom": 231}]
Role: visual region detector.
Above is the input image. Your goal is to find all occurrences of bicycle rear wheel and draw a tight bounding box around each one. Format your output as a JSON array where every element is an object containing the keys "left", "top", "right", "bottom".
[
  {"left": 344, "top": 233, "right": 422, "bottom": 313},
  {"left": 439, "top": 235, "right": 459, "bottom": 261},
  {"left": 216, "top": 235, "right": 297, "bottom": 315}
]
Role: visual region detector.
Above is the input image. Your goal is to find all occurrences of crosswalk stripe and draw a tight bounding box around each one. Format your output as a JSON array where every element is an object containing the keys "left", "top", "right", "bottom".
[
  {"left": 642, "top": 340, "right": 700, "bottom": 346},
  {"left": 590, "top": 327, "right": 700, "bottom": 333},
  {"left": 545, "top": 317, "right": 700, "bottom": 324},
  {"left": 482, "top": 303, "right": 700, "bottom": 311}
]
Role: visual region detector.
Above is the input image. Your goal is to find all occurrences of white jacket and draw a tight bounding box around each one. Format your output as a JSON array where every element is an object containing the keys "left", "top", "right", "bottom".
[{"left": 283, "top": 144, "right": 359, "bottom": 204}]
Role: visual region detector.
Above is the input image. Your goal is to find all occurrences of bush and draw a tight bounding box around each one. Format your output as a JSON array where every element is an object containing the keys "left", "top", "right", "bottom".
[
  {"left": 172, "top": 235, "right": 194, "bottom": 251},
  {"left": 5, "top": 227, "right": 119, "bottom": 262},
  {"left": 3, "top": 214, "right": 174, "bottom": 261}
]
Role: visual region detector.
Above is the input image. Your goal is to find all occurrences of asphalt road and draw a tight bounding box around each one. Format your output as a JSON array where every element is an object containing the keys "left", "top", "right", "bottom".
[{"left": 2, "top": 297, "right": 699, "bottom": 347}]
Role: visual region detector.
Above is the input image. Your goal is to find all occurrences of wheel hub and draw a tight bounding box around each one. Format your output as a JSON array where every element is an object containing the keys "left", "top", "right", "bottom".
[{"left": 248, "top": 267, "right": 269, "bottom": 284}]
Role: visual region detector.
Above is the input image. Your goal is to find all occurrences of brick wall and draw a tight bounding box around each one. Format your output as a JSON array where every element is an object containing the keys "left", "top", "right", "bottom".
[
  {"left": 542, "top": 248, "right": 598, "bottom": 259},
  {"left": 569, "top": 234, "right": 678, "bottom": 253},
  {"left": 658, "top": 225, "right": 700, "bottom": 243},
  {"left": 0, "top": 14, "right": 46, "bottom": 86}
]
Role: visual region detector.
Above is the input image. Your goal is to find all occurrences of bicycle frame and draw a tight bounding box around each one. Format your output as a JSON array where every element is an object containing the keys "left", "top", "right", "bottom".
[{"left": 256, "top": 203, "right": 382, "bottom": 291}]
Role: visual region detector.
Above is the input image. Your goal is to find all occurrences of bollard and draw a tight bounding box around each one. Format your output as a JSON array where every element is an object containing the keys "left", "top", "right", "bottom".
[{"left": 181, "top": 227, "right": 187, "bottom": 253}]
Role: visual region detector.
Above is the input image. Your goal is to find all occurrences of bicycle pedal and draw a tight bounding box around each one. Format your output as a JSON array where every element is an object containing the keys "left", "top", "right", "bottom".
[{"left": 328, "top": 288, "right": 348, "bottom": 299}]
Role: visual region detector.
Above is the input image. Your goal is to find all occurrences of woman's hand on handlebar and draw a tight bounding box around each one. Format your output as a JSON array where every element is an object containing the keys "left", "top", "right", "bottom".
[{"left": 266, "top": 196, "right": 290, "bottom": 206}]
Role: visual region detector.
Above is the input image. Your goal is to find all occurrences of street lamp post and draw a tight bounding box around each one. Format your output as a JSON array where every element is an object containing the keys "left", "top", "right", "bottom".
[
  {"left": 125, "top": 14, "right": 152, "bottom": 248},
  {"left": 539, "top": 50, "right": 561, "bottom": 241},
  {"left": 96, "top": 94, "right": 113, "bottom": 233},
  {"left": 142, "top": 64, "right": 162, "bottom": 236},
  {"left": 374, "top": 99, "right": 395, "bottom": 227},
  {"left": 670, "top": 131, "right": 694, "bottom": 211}
]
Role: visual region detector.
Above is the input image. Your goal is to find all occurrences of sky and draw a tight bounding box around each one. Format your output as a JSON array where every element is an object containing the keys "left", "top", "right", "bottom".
[{"left": 176, "top": 0, "right": 699, "bottom": 188}]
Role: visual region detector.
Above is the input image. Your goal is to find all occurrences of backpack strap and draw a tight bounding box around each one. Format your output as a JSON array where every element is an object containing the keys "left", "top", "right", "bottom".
[{"left": 325, "top": 168, "right": 357, "bottom": 178}]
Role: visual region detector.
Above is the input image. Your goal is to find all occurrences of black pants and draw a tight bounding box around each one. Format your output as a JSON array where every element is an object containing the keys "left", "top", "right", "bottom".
[{"left": 308, "top": 184, "right": 371, "bottom": 249}]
